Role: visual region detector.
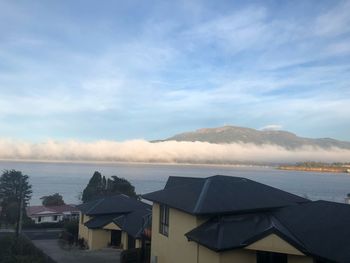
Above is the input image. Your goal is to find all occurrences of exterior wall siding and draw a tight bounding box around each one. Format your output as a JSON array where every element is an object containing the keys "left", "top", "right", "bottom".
[
  {"left": 121, "top": 231, "right": 129, "bottom": 250},
  {"left": 198, "top": 245, "right": 220, "bottom": 263},
  {"left": 32, "top": 215, "right": 63, "bottom": 223},
  {"left": 103, "top": 222, "right": 121, "bottom": 231},
  {"left": 220, "top": 249, "right": 256, "bottom": 263},
  {"left": 151, "top": 204, "right": 201, "bottom": 263},
  {"left": 78, "top": 213, "right": 90, "bottom": 242},
  {"left": 135, "top": 239, "right": 142, "bottom": 248},
  {"left": 88, "top": 229, "right": 110, "bottom": 250},
  {"left": 245, "top": 234, "right": 304, "bottom": 256}
]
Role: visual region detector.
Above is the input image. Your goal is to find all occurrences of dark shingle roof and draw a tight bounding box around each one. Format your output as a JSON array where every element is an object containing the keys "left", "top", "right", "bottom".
[
  {"left": 143, "top": 175, "right": 308, "bottom": 215},
  {"left": 77, "top": 194, "right": 151, "bottom": 215},
  {"left": 84, "top": 214, "right": 120, "bottom": 229},
  {"left": 80, "top": 194, "right": 152, "bottom": 239},
  {"left": 274, "top": 201, "right": 350, "bottom": 263},
  {"left": 185, "top": 212, "right": 305, "bottom": 252},
  {"left": 186, "top": 201, "right": 350, "bottom": 263},
  {"left": 113, "top": 208, "right": 151, "bottom": 238},
  {"left": 165, "top": 176, "right": 204, "bottom": 189}
]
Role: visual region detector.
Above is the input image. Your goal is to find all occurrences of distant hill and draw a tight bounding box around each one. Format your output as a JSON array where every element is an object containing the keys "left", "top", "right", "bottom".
[{"left": 160, "top": 125, "right": 350, "bottom": 150}]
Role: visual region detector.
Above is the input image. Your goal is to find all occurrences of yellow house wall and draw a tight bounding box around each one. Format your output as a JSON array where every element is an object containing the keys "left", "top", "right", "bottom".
[
  {"left": 88, "top": 229, "right": 111, "bottom": 250},
  {"left": 220, "top": 249, "right": 256, "bottom": 263},
  {"left": 135, "top": 239, "right": 142, "bottom": 248},
  {"left": 198, "top": 245, "right": 220, "bottom": 263},
  {"left": 78, "top": 213, "right": 90, "bottom": 241},
  {"left": 121, "top": 231, "right": 129, "bottom": 250},
  {"left": 151, "top": 204, "right": 204, "bottom": 263},
  {"left": 245, "top": 234, "right": 304, "bottom": 256},
  {"left": 103, "top": 222, "right": 121, "bottom": 231}
]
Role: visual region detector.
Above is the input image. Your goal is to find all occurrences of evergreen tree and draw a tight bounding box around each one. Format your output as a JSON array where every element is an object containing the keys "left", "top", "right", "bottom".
[
  {"left": 81, "top": 171, "right": 106, "bottom": 202},
  {"left": 107, "top": 176, "right": 137, "bottom": 198},
  {"left": 0, "top": 170, "right": 32, "bottom": 224},
  {"left": 81, "top": 171, "right": 137, "bottom": 202},
  {"left": 41, "top": 193, "right": 65, "bottom": 206}
]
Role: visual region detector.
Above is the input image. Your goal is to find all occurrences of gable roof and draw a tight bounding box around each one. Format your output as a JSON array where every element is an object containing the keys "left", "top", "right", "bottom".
[
  {"left": 143, "top": 175, "right": 308, "bottom": 215},
  {"left": 186, "top": 201, "right": 350, "bottom": 263},
  {"left": 77, "top": 194, "right": 151, "bottom": 216}
]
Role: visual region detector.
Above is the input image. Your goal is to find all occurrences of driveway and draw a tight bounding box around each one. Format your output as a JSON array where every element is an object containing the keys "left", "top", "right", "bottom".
[
  {"left": 23, "top": 228, "right": 62, "bottom": 240},
  {"left": 33, "top": 240, "right": 121, "bottom": 263},
  {"left": 25, "top": 229, "right": 121, "bottom": 263}
]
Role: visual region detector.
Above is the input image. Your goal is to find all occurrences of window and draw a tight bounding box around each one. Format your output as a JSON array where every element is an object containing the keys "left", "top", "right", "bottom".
[
  {"left": 38, "top": 216, "right": 41, "bottom": 223},
  {"left": 53, "top": 215, "right": 58, "bottom": 221},
  {"left": 81, "top": 213, "right": 84, "bottom": 224},
  {"left": 257, "top": 251, "right": 287, "bottom": 263},
  {"left": 159, "top": 205, "right": 169, "bottom": 236}
]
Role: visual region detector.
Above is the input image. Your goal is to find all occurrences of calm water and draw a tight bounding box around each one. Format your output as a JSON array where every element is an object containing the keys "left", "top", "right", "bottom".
[{"left": 0, "top": 160, "right": 350, "bottom": 205}]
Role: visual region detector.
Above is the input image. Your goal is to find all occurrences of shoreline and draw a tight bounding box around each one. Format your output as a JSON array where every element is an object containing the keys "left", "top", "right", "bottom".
[
  {"left": 0, "top": 158, "right": 275, "bottom": 169},
  {"left": 279, "top": 166, "right": 350, "bottom": 174}
]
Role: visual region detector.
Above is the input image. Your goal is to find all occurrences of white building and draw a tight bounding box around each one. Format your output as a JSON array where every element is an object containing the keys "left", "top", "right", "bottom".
[{"left": 26, "top": 204, "right": 79, "bottom": 224}]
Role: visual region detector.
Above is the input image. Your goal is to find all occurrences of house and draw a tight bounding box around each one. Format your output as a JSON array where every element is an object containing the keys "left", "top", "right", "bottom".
[
  {"left": 26, "top": 204, "right": 79, "bottom": 224},
  {"left": 345, "top": 195, "right": 350, "bottom": 204},
  {"left": 143, "top": 175, "right": 350, "bottom": 263},
  {"left": 77, "top": 194, "right": 151, "bottom": 250}
]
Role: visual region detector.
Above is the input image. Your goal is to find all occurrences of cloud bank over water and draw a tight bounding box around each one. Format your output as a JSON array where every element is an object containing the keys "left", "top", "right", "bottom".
[{"left": 0, "top": 139, "right": 349, "bottom": 164}]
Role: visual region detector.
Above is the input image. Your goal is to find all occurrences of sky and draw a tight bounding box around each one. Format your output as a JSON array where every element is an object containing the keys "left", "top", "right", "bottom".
[{"left": 1, "top": 0, "right": 350, "bottom": 142}]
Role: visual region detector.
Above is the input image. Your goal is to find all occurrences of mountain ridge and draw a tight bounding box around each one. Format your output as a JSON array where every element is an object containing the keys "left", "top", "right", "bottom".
[{"left": 159, "top": 125, "right": 350, "bottom": 150}]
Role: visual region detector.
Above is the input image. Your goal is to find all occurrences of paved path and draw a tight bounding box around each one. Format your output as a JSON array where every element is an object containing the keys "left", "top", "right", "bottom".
[{"left": 33, "top": 240, "right": 121, "bottom": 263}]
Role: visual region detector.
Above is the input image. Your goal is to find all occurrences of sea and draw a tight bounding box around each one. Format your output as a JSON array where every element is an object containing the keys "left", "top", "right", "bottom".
[{"left": 0, "top": 160, "right": 349, "bottom": 205}]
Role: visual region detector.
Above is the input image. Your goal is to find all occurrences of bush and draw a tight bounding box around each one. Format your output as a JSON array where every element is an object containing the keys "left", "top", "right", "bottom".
[
  {"left": 120, "top": 248, "right": 142, "bottom": 263},
  {"left": 0, "top": 235, "right": 13, "bottom": 258},
  {"left": 0, "top": 233, "right": 56, "bottom": 263},
  {"left": 63, "top": 221, "right": 78, "bottom": 238}
]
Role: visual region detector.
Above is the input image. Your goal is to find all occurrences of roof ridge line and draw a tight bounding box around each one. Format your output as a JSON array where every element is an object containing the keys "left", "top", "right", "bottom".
[
  {"left": 86, "top": 198, "right": 105, "bottom": 214},
  {"left": 193, "top": 177, "right": 212, "bottom": 214}
]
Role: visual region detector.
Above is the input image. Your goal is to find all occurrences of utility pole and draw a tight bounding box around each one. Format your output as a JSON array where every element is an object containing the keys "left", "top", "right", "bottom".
[{"left": 16, "top": 176, "right": 24, "bottom": 238}]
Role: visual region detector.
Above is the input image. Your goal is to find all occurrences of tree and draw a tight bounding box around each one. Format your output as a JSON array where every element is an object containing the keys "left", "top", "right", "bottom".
[
  {"left": 107, "top": 176, "right": 137, "bottom": 198},
  {"left": 0, "top": 170, "right": 32, "bottom": 227},
  {"left": 81, "top": 171, "right": 137, "bottom": 202},
  {"left": 41, "top": 193, "right": 65, "bottom": 206},
  {"left": 81, "top": 171, "right": 105, "bottom": 203}
]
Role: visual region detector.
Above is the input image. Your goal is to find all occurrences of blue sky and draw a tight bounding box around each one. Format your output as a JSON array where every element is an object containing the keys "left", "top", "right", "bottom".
[{"left": 0, "top": 0, "right": 350, "bottom": 142}]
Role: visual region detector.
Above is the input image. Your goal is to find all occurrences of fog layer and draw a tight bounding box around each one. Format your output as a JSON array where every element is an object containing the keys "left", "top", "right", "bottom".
[{"left": 0, "top": 139, "right": 349, "bottom": 164}]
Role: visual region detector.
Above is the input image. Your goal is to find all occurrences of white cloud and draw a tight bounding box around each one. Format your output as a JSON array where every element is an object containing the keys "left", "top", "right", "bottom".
[
  {"left": 314, "top": 0, "right": 350, "bottom": 37},
  {"left": 260, "top": 125, "right": 283, "bottom": 131}
]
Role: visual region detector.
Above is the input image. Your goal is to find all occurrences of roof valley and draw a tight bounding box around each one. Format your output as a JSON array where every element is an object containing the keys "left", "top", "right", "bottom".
[{"left": 193, "top": 177, "right": 211, "bottom": 214}]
